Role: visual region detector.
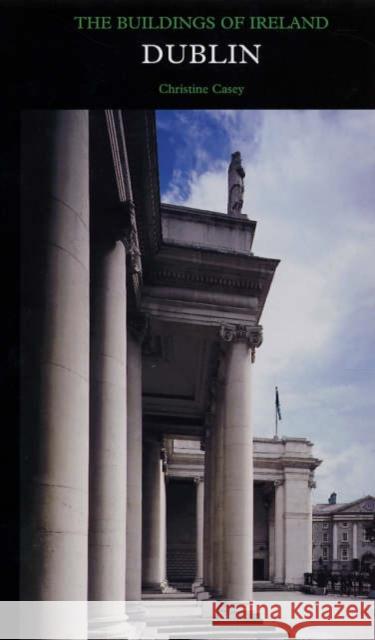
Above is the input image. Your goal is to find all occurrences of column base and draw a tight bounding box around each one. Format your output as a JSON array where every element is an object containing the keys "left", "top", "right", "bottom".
[
  {"left": 192, "top": 580, "right": 211, "bottom": 600},
  {"left": 191, "top": 579, "right": 203, "bottom": 593},
  {"left": 160, "top": 579, "right": 178, "bottom": 594},
  {"left": 196, "top": 590, "right": 211, "bottom": 600}
]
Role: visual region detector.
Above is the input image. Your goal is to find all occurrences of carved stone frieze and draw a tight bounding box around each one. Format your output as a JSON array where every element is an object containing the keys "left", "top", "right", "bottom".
[
  {"left": 124, "top": 200, "right": 142, "bottom": 276},
  {"left": 151, "top": 267, "right": 263, "bottom": 293}
]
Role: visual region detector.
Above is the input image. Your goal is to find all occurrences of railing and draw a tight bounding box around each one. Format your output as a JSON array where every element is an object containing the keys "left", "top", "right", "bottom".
[{"left": 304, "top": 571, "right": 374, "bottom": 596}]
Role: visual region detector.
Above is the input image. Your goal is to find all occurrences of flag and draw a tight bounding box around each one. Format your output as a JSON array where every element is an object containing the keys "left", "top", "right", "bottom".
[{"left": 275, "top": 386, "right": 282, "bottom": 420}]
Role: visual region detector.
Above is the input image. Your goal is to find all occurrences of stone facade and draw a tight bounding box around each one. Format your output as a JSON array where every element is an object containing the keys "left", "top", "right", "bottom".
[{"left": 313, "top": 494, "right": 375, "bottom": 573}]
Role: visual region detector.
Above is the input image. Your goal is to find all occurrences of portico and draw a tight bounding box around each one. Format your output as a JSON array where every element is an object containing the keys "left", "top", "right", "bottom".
[
  {"left": 20, "top": 108, "right": 317, "bottom": 616},
  {"left": 162, "top": 436, "right": 320, "bottom": 592}
]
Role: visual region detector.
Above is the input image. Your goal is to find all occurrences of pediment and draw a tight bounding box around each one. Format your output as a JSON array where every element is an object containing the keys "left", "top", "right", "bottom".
[{"left": 335, "top": 495, "right": 375, "bottom": 515}]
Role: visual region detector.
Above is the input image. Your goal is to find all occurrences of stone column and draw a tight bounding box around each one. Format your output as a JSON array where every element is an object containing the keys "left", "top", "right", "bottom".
[
  {"left": 126, "top": 329, "right": 143, "bottom": 600},
  {"left": 353, "top": 522, "right": 358, "bottom": 560},
  {"left": 193, "top": 478, "right": 204, "bottom": 587},
  {"left": 306, "top": 481, "right": 313, "bottom": 573},
  {"left": 213, "top": 390, "right": 225, "bottom": 595},
  {"left": 333, "top": 522, "right": 338, "bottom": 565},
  {"left": 273, "top": 480, "right": 285, "bottom": 583},
  {"left": 20, "top": 111, "right": 90, "bottom": 600},
  {"left": 88, "top": 234, "right": 127, "bottom": 601},
  {"left": 268, "top": 488, "right": 276, "bottom": 582},
  {"left": 143, "top": 439, "right": 168, "bottom": 590},
  {"left": 284, "top": 468, "right": 312, "bottom": 585},
  {"left": 208, "top": 423, "right": 217, "bottom": 589},
  {"left": 159, "top": 461, "right": 168, "bottom": 592},
  {"left": 220, "top": 324, "right": 262, "bottom": 600},
  {"left": 203, "top": 428, "right": 212, "bottom": 589}
]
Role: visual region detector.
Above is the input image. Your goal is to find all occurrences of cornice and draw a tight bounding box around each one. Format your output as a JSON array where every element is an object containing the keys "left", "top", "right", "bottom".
[
  {"left": 105, "top": 109, "right": 132, "bottom": 203},
  {"left": 161, "top": 202, "right": 257, "bottom": 233},
  {"left": 253, "top": 456, "right": 321, "bottom": 471},
  {"left": 122, "top": 110, "right": 162, "bottom": 261}
]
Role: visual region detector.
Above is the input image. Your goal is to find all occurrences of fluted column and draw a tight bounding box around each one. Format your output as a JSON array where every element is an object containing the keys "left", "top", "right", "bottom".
[
  {"left": 221, "top": 324, "right": 262, "bottom": 600},
  {"left": 20, "top": 110, "right": 90, "bottom": 600},
  {"left": 126, "top": 328, "right": 144, "bottom": 600},
  {"left": 274, "top": 480, "right": 285, "bottom": 583},
  {"left": 88, "top": 234, "right": 127, "bottom": 601},
  {"left": 142, "top": 439, "right": 168, "bottom": 590}
]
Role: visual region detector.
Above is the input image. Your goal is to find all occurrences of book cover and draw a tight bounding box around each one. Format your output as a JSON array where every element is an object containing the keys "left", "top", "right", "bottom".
[{"left": 1, "top": 0, "right": 375, "bottom": 638}]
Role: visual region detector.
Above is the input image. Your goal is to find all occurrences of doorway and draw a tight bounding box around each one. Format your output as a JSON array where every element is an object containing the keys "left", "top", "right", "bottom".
[{"left": 254, "top": 558, "right": 266, "bottom": 580}]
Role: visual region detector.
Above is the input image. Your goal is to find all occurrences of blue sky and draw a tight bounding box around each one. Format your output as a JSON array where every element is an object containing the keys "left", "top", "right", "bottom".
[{"left": 156, "top": 110, "right": 375, "bottom": 504}]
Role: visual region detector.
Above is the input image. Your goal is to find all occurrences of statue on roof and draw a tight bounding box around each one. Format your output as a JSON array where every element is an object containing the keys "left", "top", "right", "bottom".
[{"left": 227, "top": 151, "right": 245, "bottom": 216}]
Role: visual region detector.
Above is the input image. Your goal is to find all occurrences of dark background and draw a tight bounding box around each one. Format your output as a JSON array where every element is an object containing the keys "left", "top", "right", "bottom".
[
  {"left": 0, "top": 0, "right": 374, "bottom": 599},
  {"left": 1, "top": 0, "right": 374, "bottom": 109}
]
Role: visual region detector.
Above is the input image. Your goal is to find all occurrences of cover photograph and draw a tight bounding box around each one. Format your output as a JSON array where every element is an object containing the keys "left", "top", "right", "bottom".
[{"left": 1, "top": 0, "right": 375, "bottom": 638}]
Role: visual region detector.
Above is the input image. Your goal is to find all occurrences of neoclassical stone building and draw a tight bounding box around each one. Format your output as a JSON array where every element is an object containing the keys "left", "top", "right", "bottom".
[
  {"left": 165, "top": 435, "right": 320, "bottom": 592},
  {"left": 20, "top": 109, "right": 319, "bottom": 608},
  {"left": 313, "top": 494, "right": 375, "bottom": 573}
]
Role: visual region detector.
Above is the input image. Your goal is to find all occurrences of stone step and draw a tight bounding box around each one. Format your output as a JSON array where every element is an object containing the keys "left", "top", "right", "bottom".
[
  {"left": 253, "top": 582, "right": 286, "bottom": 592},
  {"left": 142, "top": 592, "right": 196, "bottom": 600},
  {"left": 164, "top": 629, "right": 285, "bottom": 639},
  {"left": 169, "top": 582, "right": 193, "bottom": 592}
]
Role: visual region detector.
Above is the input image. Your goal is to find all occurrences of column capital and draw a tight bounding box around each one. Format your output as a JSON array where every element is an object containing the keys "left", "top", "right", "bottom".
[
  {"left": 219, "top": 324, "right": 263, "bottom": 362},
  {"left": 194, "top": 476, "right": 203, "bottom": 485},
  {"left": 274, "top": 479, "right": 284, "bottom": 487}
]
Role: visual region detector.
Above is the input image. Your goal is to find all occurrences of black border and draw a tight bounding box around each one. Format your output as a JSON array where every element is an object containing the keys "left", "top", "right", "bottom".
[{"left": 0, "top": 0, "right": 374, "bottom": 601}]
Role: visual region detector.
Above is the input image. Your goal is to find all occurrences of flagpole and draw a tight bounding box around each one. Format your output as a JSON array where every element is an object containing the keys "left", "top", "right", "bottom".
[{"left": 275, "top": 386, "right": 278, "bottom": 438}]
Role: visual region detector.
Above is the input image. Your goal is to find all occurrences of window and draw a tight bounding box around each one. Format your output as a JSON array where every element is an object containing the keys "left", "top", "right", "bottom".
[
  {"left": 341, "top": 548, "right": 348, "bottom": 561},
  {"left": 323, "top": 522, "right": 329, "bottom": 529},
  {"left": 363, "top": 528, "right": 371, "bottom": 543},
  {"left": 342, "top": 532, "right": 348, "bottom": 542},
  {"left": 342, "top": 522, "right": 348, "bottom": 528},
  {"left": 323, "top": 547, "right": 328, "bottom": 560},
  {"left": 323, "top": 533, "right": 329, "bottom": 542}
]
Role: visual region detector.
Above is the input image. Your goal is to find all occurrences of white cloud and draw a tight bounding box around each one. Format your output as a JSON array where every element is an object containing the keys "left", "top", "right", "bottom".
[
  {"left": 313, "top": 442, "right": 375, "bottom": 503},
  {"left": 160, "top": 110, "right": 375, "bottom": 501}
]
